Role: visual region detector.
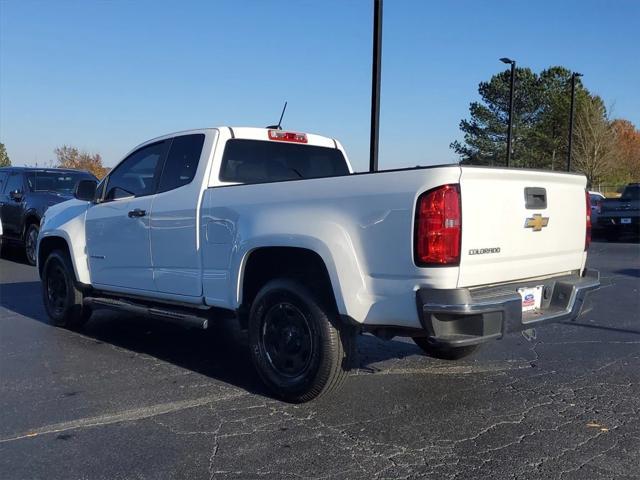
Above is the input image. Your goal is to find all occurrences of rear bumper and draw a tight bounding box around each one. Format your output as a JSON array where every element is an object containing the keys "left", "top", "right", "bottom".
[
  {"left": 417, "top": 270, "right": 599, "bottom": 347},
  {"left": 597, "top": 216, "right": 639, "bottom": 231}
]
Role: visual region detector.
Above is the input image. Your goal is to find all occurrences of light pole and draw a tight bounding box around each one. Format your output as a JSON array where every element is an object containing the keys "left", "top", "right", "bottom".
[
  {"left": 500, "top": 58, "right": 516, "bottom": 167},
  {"left": 567, "top": 72, "right": 583, "bottom": 172},
  {"left": 369, "top": 0, "right": 383, "bottom": 172}
]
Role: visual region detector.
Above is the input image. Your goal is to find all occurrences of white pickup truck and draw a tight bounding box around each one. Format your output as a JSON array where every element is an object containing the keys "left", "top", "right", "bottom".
[{"left": 38, "top": 127, "right": 599, "bottom": 402}]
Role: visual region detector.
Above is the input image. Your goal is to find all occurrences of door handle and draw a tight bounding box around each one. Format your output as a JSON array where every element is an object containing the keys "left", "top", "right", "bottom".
[{"left": 128, "top": 208, "right": 147, "bottom": 218}]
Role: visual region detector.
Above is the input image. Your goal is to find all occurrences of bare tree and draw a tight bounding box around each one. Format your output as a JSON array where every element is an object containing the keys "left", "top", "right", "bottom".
[{"left": 572, "top": 96, "right": 618, "bottom": 187}]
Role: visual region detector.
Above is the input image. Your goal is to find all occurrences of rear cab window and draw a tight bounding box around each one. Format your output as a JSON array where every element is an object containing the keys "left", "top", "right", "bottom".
[
  {"left": 219, "top": 139, "right": 350, "bottom": 184},
  {"left": 621, "top": 185, "right": 640, "bottom": 201}
]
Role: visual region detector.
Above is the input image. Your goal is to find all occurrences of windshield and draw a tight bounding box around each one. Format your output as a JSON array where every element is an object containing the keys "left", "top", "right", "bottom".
[
  {"left": 26, "top": 171, "right": 92, "bottom": 194},
  {"left": 621, "top": 185, "right": 640, "bottom": 201}
]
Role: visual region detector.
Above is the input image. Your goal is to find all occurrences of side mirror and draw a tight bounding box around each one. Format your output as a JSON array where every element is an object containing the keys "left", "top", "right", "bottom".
[
  {"left": 10, "top": 190, "right": 23, "bottom": 202},
  {"left": 75, "top": 179, "right": 98, "bottom": 202}
]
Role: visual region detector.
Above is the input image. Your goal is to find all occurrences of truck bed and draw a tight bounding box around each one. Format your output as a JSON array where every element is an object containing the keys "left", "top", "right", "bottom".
[{"left": 199, "top": 164, "right": 589, "bottom": 328}]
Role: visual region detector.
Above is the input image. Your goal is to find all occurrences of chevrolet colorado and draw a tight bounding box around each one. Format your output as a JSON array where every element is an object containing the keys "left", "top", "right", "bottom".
[{"left": 37, "top": 127, "right": 599, "bottom": 402}]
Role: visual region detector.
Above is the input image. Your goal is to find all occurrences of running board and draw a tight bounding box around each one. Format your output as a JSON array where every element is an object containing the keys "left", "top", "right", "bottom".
[{"left": 84, "top": 296, "right": 209, "bottom": 329}]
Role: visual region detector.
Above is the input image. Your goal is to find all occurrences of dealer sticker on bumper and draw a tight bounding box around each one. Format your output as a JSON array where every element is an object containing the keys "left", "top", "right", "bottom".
[{"left": 518, "top": 285, "right": 544, "bottom": 312}]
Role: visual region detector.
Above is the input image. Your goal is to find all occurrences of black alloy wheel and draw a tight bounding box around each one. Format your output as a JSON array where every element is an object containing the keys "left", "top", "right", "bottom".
[
  {"left": 42, "top": 250, "right": 90, "bottom": 328},
  {"left": 45, "top": 261, "right": 68, "bottom": 317},
  {"left": 249, "top": 278, "right": 354, "bottom": 403},
  {"left": 261, "top": 302, "right": 314, "bottom": 379},
  {"left": 25, "top": 224, "right": 39, "bottom": 266}
]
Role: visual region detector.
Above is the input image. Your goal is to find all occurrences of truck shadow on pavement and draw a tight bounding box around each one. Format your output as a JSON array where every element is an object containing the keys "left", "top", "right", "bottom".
[
  {"left": 0, "top": 280, "right": 425, "bottom": 400},
  {"left": 0, "top": 245, "right": 30, "bottom": 265},
  {"left": 592, "top": 234, "right": 640, "bottom": 244},
  {"left": 614, "top": 268, "right": 640, "bottom": 278},
  {"left": 562, "top": 320, "right": 640, "bottom": 336}
]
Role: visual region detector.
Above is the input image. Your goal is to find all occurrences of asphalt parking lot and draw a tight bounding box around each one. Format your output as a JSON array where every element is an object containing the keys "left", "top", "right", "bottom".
[{"left": 0, "top": 239, "right": 639, "bottom": 480}]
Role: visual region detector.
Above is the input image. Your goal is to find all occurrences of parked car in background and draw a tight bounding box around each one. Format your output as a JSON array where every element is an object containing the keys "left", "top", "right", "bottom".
[
  {"left": 0, "top": 167, "right": 97, "bottom": 265},
  {"left": 597, "top": 183, "right": 640, "bottom": 239},
  {"left": 589, "top": 191, "right": 606, "bottom": 232}
]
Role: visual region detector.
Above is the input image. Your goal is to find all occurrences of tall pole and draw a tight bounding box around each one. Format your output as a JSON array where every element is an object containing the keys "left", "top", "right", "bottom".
[
  {"left": 369, "top": 0, "right": 383, "bottom": 172},
  {"left": 500, "top": 58, "right": 516, "bottom": 167},
  {"left": 507, "top": 61, "right": 516, "bottom": 167},
  {"left": 567, "top": 72, "right": 582, "bottom": 172}
]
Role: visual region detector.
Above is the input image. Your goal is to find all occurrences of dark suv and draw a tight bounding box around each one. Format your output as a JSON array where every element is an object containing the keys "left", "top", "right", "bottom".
[
  {"left": 598, "top": 183, "right": 640, "bottom": 239},
  {"left": 0, "top": 167, "right": 97, "bottom": 265}
]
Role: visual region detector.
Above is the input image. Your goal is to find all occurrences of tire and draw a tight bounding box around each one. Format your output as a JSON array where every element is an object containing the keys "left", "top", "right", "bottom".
[
  {"left": 413, "top": 337, "right": 480, "bottom": 360},
  {"left": 24, "top": 223, "right": 39, "bottom": 266},
  {"left": 42, "top": 250, "right": 91, "bottom": 329},
  {"left": 248, "top": 278, "right": 354, "bottom": 403}
]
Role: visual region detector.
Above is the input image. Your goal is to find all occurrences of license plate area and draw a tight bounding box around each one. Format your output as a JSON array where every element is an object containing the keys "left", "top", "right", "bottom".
[
  {"left": 621, "top": 218, "right": 631, "bottom": 224},
  {"left": 518, "top": 285, "right": 544, "bottom": 312}
]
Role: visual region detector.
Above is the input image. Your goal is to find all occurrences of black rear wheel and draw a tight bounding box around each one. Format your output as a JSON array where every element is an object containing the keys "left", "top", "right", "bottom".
[
  {"left": 261, "top": 302, "right": 314, "bottom": 378},
  {"left": 413, "top": 337, "right": 480, "bottom": 360},
  {"left": 25, "top": 224, "right": 39, "bottom": 266},
  {"left": 249, "top": 278, "right": 354, "bottom": 403},
  {"left": 42, "top": 250, "right": 91, "bottom": 329}
]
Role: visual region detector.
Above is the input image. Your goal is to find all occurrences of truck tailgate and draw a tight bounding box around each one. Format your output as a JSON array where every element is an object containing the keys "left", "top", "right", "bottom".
[{"left": 457, "top": 167, "right": 587, "bottom": 288}]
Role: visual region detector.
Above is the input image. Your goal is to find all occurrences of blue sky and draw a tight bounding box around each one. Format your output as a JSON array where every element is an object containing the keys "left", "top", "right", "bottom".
[{"left": 1, "top": 0, "right": 639, "bottom": 171}]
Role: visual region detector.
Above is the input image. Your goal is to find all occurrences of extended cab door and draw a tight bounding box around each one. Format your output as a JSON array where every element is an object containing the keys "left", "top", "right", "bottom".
[
  {"left": 150, "top": 133, "right": 209, "bottom": 296},
  {"left": 85, "top": 141, "right": 168, "bottom": 292}
]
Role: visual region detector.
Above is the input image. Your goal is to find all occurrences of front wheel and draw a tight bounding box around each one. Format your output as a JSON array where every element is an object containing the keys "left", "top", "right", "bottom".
[
  {"left": 413, "top": 337, "right": 480, "bottom": 360},
  {"left": 25, "top": 224, "right": 39, "bottom": 266},
  {"left": 248, "top": 279, "right": 354, "bottom": 403},
  {"left": 42, "top": 250, "right": 90, "bottom": 329}
]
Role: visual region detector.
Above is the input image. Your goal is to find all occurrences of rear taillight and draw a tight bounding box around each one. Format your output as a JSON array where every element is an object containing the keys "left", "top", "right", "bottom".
[
  {"left": 415, "top": 184, "right": 461, "bottom": 266},
  {"left": 585, "top": 190, "right": 591, "bottom": 251}
]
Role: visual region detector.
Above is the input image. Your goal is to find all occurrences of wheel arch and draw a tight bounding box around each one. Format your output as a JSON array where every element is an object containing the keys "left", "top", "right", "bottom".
[
  {"left": 37, "top": 233, "right": 88, "bottom": 285},
  {"left": 237, "top": 246, "right": 345, "bottom": 328}
]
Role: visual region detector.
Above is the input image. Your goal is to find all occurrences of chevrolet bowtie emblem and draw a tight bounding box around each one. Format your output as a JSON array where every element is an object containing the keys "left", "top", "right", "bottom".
[{"left": 524, "top": 214, "right": 549, "bottom": 231}]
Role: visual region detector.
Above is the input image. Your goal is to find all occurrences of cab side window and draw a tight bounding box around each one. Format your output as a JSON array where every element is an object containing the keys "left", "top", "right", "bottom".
[
  {"left": 0, "top": 172, "right": 8, "bottom": 193},
  {"left": 5, "top": 173, "right": 24, "bottom": 195},
  {"left": 157, "top": 134, "right": 205, "bottom": 193},
  {"left": 105, "top": 142, "right": 167, "bottom": 201}
]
